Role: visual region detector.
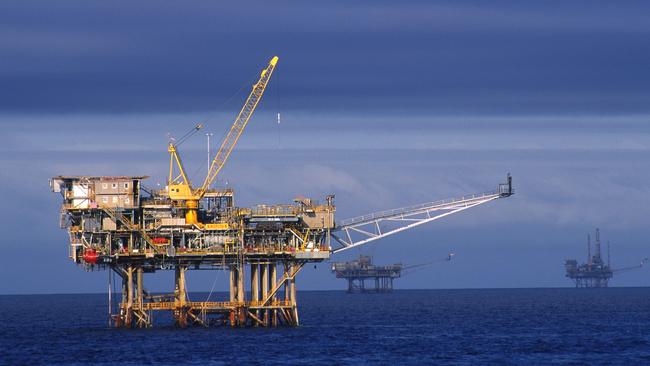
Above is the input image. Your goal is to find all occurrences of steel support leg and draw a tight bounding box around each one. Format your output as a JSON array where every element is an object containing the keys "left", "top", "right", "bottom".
[
  {"left": 174, "top": 266, "right": 188, "bottom": 328},
  {"left": 261, "top": 264, "right": 269, "bottom": 325},
  {"left": 270, "top": 263, "right": 277, "bottom": 326},
  {"left": 251, "top": 263, "right": 259, "bottom": 326},
  {"left": 289, "top": 262, "right": 299, "bottom": 326}
]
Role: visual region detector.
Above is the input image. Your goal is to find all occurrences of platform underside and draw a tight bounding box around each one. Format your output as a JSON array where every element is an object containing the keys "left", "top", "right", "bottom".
[
  {"left": 100, "top": 251, "right": 330, "bottom": 268},
  {"left": 113, "top": 259, "right": 308, "bottom": 328}
]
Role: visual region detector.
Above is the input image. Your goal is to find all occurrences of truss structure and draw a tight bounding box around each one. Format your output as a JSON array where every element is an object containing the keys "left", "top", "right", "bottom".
[{"left": 331, "top": 176, "right": 513, "bottom": 253}]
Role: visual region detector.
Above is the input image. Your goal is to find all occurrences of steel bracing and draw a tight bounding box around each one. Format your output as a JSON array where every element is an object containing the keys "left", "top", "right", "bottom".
[
  {"left": 331, "top": 177, "right": 513, "bottom": 253},
  {"left": 50, "top": 54, "right": 515, "bottom": 329}
]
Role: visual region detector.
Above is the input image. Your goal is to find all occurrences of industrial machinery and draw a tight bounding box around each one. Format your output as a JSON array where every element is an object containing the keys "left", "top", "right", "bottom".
[
  {"left": 565, "top": 228, "right": 647, "bottom": 288},
  {"left": 51, "top": 56, "right": 514, "bottom": 328},
  {"left": 331, "top": 253, "right": 454, "bottom": 293}
]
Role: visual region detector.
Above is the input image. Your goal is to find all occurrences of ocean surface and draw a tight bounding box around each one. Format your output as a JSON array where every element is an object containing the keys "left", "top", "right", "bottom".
[{"left": 1, "top": 288, "right": 649, "bottom": 365}]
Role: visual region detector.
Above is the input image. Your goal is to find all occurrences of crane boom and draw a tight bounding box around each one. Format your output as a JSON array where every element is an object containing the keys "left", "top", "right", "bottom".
[
  {"left": 198, "top": 56, "right": 279, "bottom": 196},
  {"left": 331, "top": 175, "right": 513, "bottom": 253},
  {"left": 166, "top": 56, "right": 279, "bottom": 225},
  {"left": 613, "top": 258, "right": 648, "bottom": 274}
]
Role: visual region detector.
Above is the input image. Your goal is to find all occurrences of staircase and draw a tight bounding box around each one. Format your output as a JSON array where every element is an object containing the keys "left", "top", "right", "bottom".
[{"left": 99, "top": 205, "right": 164, "bottom": 254}]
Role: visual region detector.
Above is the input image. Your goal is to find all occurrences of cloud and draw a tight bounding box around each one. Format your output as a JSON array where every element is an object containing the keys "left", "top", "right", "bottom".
[
  {"left": 4, "top": 113, "right": 650, "bottom": 292},
  {"left": 1, "top": 1, "right": 650, "bottom": 114},
  {"left": 4, "top": 113, "right": 650, "bottom": 153},
  {"left": 3, "top": 2, "right": 650, "bottom": 291}
]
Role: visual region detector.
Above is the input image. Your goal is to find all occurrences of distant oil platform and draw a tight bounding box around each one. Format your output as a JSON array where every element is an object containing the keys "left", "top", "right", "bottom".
[
  {"left": 331, "top": 253, "right": 454, "bottom": 293},
  {"left": 565, "top": 228, "right": 647, "bottom": 288}
]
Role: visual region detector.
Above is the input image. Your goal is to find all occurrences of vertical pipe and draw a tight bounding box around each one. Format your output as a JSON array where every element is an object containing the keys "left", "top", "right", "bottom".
[
  {"left": 270, "top": 263, "right": 277, "bottom": 300},
  {"left": 237, "top": 264, "right": 244, "bottom": 304},
  {"left": 179, "top": 267, "right": 186, "bottom": 304},
  {"left": 228, "top": 265, "right": 237, "bottom": 326},
  {"left": 126, "top": 266, "right": 133, "bottom": 327},
  {"left": 120, "top": 269, "right": 129, "bottom": 327},
  {"left": 175, "top": 267, "right": 180, "bottom": 303},
  {"left": 127, "top": 266, "right": 133, "bottom": 307},
  {"left": 284, "top": 263, "right": 290, "bottom": 302},
  {"left": 251, "top": 263, "right": 260, "bottom": 326},
  {"left": 175, "top": 266, "right": 188, "bottom": 327},
  {"left": 136, "top": 266, "right": 148, "bottom": 327},
  {"left": 251, "top": 264, "right": 259, "bottom": 303},
  {"left": 608, "top": 241, "right": 611, "bottom": 267},
  {"left": 108, "top": 269, "right": 112, "bottom": 327},
  {"left": 587, "top": 234, "right": 591, "bottom": 265},
  {"left": 270, "top": 263, "right": 277, "bottom": 326},
  {"left": 261, "top": 264, "right": 269, "bottom": 325},
  {"left": 136, "top": 267, "right": 143, "bottom": 308},
  {"left": 290, "top": 263, "right": 298, "bottom": 326},
  {"left": 595, "top": 228, "right": 602, "bottom": 261},
  {"left": 229, "top": 266, "right": 236, "bottom": 302}
]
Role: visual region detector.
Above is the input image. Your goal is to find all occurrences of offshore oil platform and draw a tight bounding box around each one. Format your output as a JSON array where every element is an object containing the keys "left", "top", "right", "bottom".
[
  {"left": 332, "top": 256, "right": 401, "bottom": 293},
  {"left": 331, "top": 254, "right": 454, "bottom": 293},
  {"left": 50, "top": 56, "right": 514, "bottom": 328},
  {"left": 565, "top": 228, "right": 647, "bottom": 288}
]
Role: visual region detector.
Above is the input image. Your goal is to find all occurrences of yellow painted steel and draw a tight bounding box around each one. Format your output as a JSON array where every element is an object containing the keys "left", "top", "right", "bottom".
[
  {"left": 198, "top": 56, "right": 279, "bottom": 196},
  {"left": 184, "top": 200, "right": 199, "bottom": 225},
  {"left": 167, "top": 133, "right": 197, "bottom": 200},
  {"left": 166, "top": 56, "right": 279, "bottom": 224},
  {"left": 204, "top": 223, "right": 231, "bottom": 230},
  {"left": 301, "top": 228, "right": 310, "bottom": 250}
]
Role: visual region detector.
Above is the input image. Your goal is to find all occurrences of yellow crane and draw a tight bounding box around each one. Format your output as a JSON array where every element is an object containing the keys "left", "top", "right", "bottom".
[{"left": 167, "top": 56, "right": 279, "bottom": 225}]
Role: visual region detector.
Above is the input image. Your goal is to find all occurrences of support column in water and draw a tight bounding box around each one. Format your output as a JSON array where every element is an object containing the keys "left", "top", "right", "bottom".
[
  {"left": 270, "top": 263, "right": 278, "bottom": 326},
  {"left": 261, "top": 263, "right": 269, "bottom": 325},
  {"left": 251, "top": 263, "right": 260, "bottom": 325},
  {"left": 174, "top": 266, "right": 188, "bottom": 327}
]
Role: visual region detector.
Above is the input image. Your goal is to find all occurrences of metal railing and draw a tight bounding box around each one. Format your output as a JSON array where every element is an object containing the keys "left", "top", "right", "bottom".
[
  {"left": 134, "top": 300, "right": 293, "bottom": 310},
  {"left": 338, "top": 190, "right": 502, "bottom": 227},
  {"left": 250, "top": 205, "right": 297, "bottom": 216}
]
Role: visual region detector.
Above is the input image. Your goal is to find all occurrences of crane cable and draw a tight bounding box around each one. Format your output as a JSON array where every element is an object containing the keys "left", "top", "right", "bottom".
[
  {"left": 401, "top": 253, "right": 455, "bottom": 277},
  {"left": 205, "top": 269, "right": 221, "bottom": 302},
  {"left": 187, "top": 71, "right": 261, "bottom": 186}
]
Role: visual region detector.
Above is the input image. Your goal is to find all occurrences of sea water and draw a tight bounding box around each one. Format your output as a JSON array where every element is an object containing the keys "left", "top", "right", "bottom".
[{"left": 1, "top": 288, "right": 649, "bottom": 365}]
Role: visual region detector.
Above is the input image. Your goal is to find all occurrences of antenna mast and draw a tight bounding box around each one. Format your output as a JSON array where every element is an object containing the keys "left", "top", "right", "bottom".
[
  {"left": 587, "top": 234, "right": 591, "bottom": 266},
  {"left": 595, "top": 228, "right": 602, "bottom": 264},
  {"left": 607, "top": 240, "right": 611, "bottom": 267}
]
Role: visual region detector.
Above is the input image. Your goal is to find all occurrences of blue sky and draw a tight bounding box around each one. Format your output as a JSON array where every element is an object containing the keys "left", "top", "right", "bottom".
[{"left": 1, "top": 1, "right": 650, "bottom": 294}]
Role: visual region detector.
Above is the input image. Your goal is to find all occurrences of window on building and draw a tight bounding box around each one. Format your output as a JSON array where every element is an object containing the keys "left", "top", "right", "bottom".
[
  {"left": 124, "top": 182, "right": 129, "bottom": 189},
  {"left": 102, "top": 197, "right": 108, "bottom": 203},
  {"left": 125, "top": 197, "right": 130, "bottom": 205},
  {"left": 112, "top": 196, "right": 118, "bottom": 203},
  {"left": 102, "top": 183, "right": 108, "bottom": 189},
  {"left": 112, "top": 183, "right": 117, "bottom": 189}
]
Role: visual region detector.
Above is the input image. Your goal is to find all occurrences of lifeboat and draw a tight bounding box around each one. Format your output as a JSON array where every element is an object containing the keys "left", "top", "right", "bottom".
[
  {"left": 82, "top": 248, "right": 99, "bottom": 264},
  {"left": 152, "top": 237, "right": 170, "bottom": 244}
]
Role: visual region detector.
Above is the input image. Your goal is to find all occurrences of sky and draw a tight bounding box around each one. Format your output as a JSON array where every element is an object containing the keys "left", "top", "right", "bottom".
[{"left": 1, "top": 1, "right": 650, "bottom": 294}]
